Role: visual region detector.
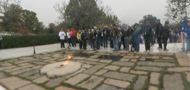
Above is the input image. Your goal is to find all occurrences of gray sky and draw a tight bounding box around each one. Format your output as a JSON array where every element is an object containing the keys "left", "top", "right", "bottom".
[{"left": 20, "top": 0, "right": 168, "bottom": 27}]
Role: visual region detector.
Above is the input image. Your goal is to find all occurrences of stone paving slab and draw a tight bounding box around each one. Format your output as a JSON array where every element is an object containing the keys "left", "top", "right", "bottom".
[
  {"left": 104, "top": 78, "right": 130, "bottom": 88},
  {"left": 150, "top": 72, "right": 160, "bottom": 85},
  {"left": 112, "top": 61, "right": 134, "bottom": 67},
  {"left": 135, "top": 66, "right": 163, "bottom": 72},
  {"left": 0, "top": 49, "right": 190, "bottom": 90},
  {"left": 95, "top": 84, "right": 124, "bottom": 90},
  {"left": 163, "top": 73, "right": 184, "bottom": 90},
  {"left": 0, "top": 77, "right": 31, "bottom": 90},
  {"left": 103, "top": 71, "right": 136, "bottom": 81},
  {"left": 65, "top": 73, "right": 90, "bottom": 85},
  {"left": 138, "top": 62, "right": 176, "bottom": 67},
  {"left": 78, "top": 76, "right": 104, "bottom": 90},
  {"left": 84, "top": 64, "right": 105, "bottom": 74},
  {"left": 134, "top": 76, "right": 147, "bottom": 90},
  {"left": 33, "top": 76, "right": 50, "bottom": 84},
  {"left": 55, "top": 86, "right": 76, "bottom": 90},
  {"left": 45, "top": 77, "right": 65, "bottom": 88},
  {"left": 17, "top": 84, "right": 45, "bottom": 90}
]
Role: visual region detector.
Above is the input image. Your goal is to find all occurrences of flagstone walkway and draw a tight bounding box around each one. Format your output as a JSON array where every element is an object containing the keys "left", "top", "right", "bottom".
[{"left": 0, "top": 49, "right": 190, "bottom": 90}]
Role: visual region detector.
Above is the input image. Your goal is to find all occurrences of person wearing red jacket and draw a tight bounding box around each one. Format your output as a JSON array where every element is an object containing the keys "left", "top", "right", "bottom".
[{"left": 71, "top": 28, "right": 76, "bottom": 47}]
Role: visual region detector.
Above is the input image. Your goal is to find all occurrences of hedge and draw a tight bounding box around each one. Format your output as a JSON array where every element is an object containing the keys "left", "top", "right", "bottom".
[{"left": 1, "top": 34, "right": 60, "bottom": 49}]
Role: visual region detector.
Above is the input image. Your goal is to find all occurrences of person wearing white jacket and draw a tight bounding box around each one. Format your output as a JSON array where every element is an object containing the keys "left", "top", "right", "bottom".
[{"left": 59, "top": 29, "right": 66, "bottom": 48}]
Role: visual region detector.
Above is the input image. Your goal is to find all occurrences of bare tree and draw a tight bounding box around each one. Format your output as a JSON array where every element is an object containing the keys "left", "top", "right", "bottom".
[
  {"left": 0, "top": 0, "right": 20, "bottom": 14},
  {"left": 165, "top": 0, "right": 190, "bottom": 24}
]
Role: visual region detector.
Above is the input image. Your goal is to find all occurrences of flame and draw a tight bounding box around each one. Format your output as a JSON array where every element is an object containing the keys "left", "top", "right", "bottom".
[{"left": 62, "top": 55, "right": 72, "bottom": 66}]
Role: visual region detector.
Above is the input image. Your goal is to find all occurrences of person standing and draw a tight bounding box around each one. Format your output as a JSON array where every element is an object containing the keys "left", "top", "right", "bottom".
[
  {"left": 71, "top": 28, "right": 76, "bottom": 48},
  {"left": 184, "top": 21, "right": 190, "bottom": 53},
  {"left": 123, "top": 26, "right": 132, "bottom": 51},
  {"left": 81, "top": 30, "right": 87, "bottom": 50},
  {"left": 180, "top": 15, "right": 188, "bottom": 51},
  {"left": 143, "top": 21, "right": 152, "bottom": 52},
  {"left": 103, "top": 25, "right": 110, "bottom": 48},
  {"left": 95, "top": 29, "right": 101, "bottom": 50},
  {"left": 111, "top": 24, "right": 119, "bottom": 51},
  {"left": 89, "top": 29, "right": 95, "bottom": 50},
  {"left": 118, "top": 28, "right": 122, "bottom": 50},
  {"left": 162, "top": 21, "right": 170, "bottom": 51},
  {"left": 67, "top": 29, "right": 71, "bottom": 48},
  {"left": 77, "top": 30, "right": 82, "bottom": 50},
  {"left": 87, "top": 29, "right": 91, "bottom": 46},
  {"left": 109, "top": 26, "right": 114, "bottom": 48},
  {"left": 0, "top": 34, "right": 2, "bottom": 59},
  {"left": 58, "top": 29, "right": 66, "bottom": 48},
  {"left": 156, "top": 19, "right": 163, "bottom": 49},
  {"left": 132, "top": 23, "right": 141, "bottom": 52}
]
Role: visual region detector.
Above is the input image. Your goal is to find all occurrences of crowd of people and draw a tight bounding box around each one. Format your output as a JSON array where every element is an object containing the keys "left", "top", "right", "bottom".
[{"left": 59, "top": 15, "right": 190, "bottom": 53}]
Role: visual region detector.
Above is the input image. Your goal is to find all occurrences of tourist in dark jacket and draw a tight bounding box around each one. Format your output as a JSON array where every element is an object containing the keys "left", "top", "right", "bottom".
[
  {"left": 143, "top": 21, "right": 152, "bottom": 52},
  {"left": 111, "top": 24, "right": 119, "bottom": 51},
  {"left": 81, "top": 30, "right": 87, "bottom": 50},
  {"left": 103, "top": 25, "right": 110, "bottom": 48},
  {"left": 123, "top": 26, "right": 132, "bottom": 51},
  {"left": 89, "top": 29, "right": 95, "bottom": 49},
  {"left": 155, "top": 19, "right": 163, "bottom": 49},
  {"left": 162, "top": 21, "right": 170, "bottom": 51},
  {"left": 95, "top": 29, "right": 101, "bottom": 49},
  {"left": 132, "top": 23, "right": 141, "bottom": 52}
]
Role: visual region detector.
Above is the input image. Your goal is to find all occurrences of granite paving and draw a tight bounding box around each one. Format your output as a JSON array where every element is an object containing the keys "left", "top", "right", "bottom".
[{"left": 0, "top": 50, "right": 189, "bottom": 90}]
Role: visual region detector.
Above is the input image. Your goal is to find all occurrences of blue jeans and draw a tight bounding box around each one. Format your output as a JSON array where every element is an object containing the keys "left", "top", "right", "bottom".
[
  {"left": 113, "top": 39, "right": 119, "bottom": 51},
  {"left": 133, "top": 37, "right": 140, "bottom": 52},
  {"left": 96, "top": 40, "right": 100, "bottom": 49},
  {"left": 186, "top": 37, "right": 190, "bottom": 52},
  {"left": 91, "top": 41, "right": 94, "bottom": 48},
  {"left": 103, "top": 36, "right": 108, "bottom": 48},
  {"left": 124, "top": 37, "right": 129, "bottom": 50}
]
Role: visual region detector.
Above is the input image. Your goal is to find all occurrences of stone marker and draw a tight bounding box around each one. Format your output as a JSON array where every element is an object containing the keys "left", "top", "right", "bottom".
[{"left": 104, "top": 78, "right": 130, "bottom": 88}]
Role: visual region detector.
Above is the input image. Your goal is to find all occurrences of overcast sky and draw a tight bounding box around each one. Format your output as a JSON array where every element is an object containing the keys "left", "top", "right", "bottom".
[{"left": 20, "top": 0, "right": 168, "bottom": 27}]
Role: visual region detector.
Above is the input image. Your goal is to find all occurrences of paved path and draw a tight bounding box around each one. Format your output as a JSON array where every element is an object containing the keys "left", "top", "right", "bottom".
[
  {"left": 1, "top": 43, "right": 190, "bottom": 60},
  {"left": 0, "top": 49, "right": 189, "bottom": 90}
]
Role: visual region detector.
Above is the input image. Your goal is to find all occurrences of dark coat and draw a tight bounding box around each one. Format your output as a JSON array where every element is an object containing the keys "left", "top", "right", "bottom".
[
  {"left": 89, "top": 32, "right": 95, "bottom": 42},
  {"left": 81, "top": 32, "right": 87, "bottom": 40},
  {"left": 111, "top": 27, "right": 119, "bottom": 39},
  {"left": 155, "top": 23, "right": 163, "bottom": 36},
  {"left": 162, "top": 24, "right": 170, "bottom": 38},
  {"left": 143, "top": 25, "right": 152, "bottom": 39},
  {"left": 103, "top": 27, "right": 110, "bottom": 37}
]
